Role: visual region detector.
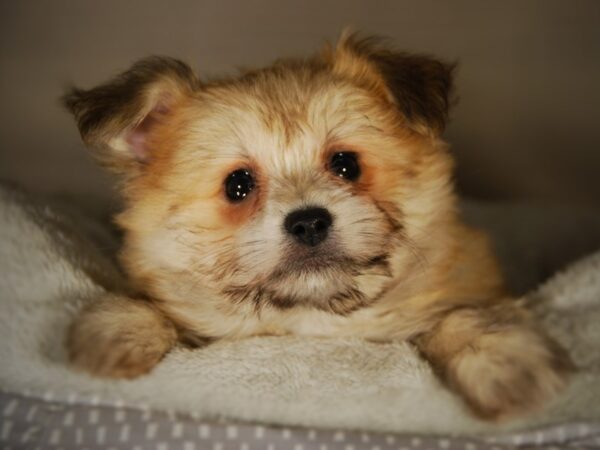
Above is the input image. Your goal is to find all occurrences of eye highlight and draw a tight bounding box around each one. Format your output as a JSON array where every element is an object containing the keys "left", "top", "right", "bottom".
[
  {"left": 329, "top": 152, "right": 360, "bottom": 181},
  {"left": 225, "top": 169, "right": 255, "bottom": 202}
]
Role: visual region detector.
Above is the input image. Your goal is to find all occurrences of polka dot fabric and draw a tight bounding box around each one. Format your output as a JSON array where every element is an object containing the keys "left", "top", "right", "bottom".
[{"left": 1, "top": 392, "right": 598, "bottom": 450}]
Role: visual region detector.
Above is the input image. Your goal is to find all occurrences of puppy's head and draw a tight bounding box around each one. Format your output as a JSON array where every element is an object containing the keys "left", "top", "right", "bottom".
[{"left": 65, "top": 33, "right": 456, "bottom": 316}]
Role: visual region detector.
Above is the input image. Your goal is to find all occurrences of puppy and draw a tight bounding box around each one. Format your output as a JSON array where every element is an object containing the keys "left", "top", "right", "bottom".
[{"left": 64, "top": 33, "right": 572, "bottom": 420}]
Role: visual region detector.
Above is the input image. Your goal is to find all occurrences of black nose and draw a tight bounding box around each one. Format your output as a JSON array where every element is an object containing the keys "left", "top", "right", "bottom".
[{"left": 284, "top": 207, "right": 333, "bottom": 247}]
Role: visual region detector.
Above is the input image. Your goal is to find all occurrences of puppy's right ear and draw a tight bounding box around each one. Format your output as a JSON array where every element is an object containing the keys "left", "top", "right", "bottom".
[{"left": 63, "top": 57, "right": 197, "bottom": 174}]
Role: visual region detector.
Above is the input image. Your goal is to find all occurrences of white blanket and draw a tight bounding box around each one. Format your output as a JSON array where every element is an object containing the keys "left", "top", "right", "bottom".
[{"left": 1, "top": 183, "right": 599, "bottom": 435}]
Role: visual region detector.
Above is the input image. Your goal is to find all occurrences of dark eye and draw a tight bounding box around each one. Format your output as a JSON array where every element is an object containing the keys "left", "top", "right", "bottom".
[
  {"left": 225, "top": 169, "right": 255, "bottom": 202},
  {"left": 329, "top": 152, "right": 360, "bottom": 181}
]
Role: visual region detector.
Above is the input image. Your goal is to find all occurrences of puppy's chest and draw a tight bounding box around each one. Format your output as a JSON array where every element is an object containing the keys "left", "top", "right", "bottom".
[
  {"left": 166, "top": 298, "right": 347, "bottom": 338},
  {"left": 161, "top": 292, "right": 414, "bottom": 341}
]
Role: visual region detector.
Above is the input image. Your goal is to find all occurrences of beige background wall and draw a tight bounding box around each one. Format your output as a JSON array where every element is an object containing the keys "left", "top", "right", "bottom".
[{"left": 1, "top": 0, "right": 599, "bottom": 212}]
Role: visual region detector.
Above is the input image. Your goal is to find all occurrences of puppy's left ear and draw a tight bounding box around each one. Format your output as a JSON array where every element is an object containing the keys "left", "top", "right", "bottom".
[{"left": 324, "top": 32, "right": 456, "bottom": 136}]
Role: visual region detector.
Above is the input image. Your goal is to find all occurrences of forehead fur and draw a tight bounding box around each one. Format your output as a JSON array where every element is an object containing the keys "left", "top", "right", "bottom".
[{"left": 197, "top": 59, "right": 401, "bottom": 144}]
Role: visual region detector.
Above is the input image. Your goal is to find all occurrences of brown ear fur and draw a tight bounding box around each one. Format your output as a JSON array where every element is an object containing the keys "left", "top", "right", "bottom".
[
  {"left": 63, "top": 57, "right": 197, "bottom": 173},
  {"left": 326, "top": 32, "right": 456, "bottom": 136}
]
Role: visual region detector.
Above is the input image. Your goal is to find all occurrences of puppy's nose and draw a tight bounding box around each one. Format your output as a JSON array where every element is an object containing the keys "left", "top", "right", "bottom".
[{"left": 284, "top": 207, "right": 333, "bottom": 247}]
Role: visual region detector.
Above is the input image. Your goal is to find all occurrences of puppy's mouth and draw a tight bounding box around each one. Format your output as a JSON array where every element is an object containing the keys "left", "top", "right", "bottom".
[
  {"left": 222, "top": 234, "right": 397, "bottom": 316},
  {"left": 277, "top": 244, "right": 353, "bottom": 275},
  {"left": 222, "top": 247, "right": 391, "bottom": 315}
]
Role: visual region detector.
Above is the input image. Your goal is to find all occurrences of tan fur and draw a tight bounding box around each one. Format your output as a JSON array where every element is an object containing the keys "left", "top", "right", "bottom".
[
  {"left": 64, "top": 33, "right": 572, "bottom": 420},
  {"left": 415, "top": 304, "right": 573, "bottom": 420},
  {"left": 67, "top": 295, "right": 177, "bottom": 378}
]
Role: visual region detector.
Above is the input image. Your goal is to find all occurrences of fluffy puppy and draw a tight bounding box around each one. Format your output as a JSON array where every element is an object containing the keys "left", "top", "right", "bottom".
[{"left": 64, "top": 33, "right": 572, "bottom": 420}]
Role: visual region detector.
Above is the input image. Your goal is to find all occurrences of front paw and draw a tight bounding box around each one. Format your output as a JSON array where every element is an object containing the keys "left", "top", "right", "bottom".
[
  {"left": 67, "top": 295, "right": 177, "bottom": 379},
  {"left": 445, "top": 328, "right": 573, "bottom": 420}
]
